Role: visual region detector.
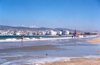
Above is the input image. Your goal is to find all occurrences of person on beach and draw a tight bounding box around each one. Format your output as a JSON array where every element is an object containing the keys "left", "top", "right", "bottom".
[{"left": 21, "top": 34, "right": 25, "bottom": 42}]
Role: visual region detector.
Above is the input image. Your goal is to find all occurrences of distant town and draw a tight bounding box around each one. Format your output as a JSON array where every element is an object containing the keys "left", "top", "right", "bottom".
[
  {"left": 0, "top": 29, "right": 99, "bottom": 36},
  {"left": 0, "top": 25, "right": 99, "bottom": 36}
]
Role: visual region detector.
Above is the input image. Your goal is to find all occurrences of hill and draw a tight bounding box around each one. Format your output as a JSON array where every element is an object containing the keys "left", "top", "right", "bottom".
[{"left": 0, "top": 25, "right": 77, "bottom": 31}]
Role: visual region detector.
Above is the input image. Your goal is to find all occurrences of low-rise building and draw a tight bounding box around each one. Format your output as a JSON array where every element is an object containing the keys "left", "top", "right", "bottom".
[
  {"left": 62, "top": 30, "right": 69, "bottom": 35},
  {"left": 57, "top": 31, "right": 62, "bottom": 35},
  {"left": 49, "top": 30, "right": 57, "bottom": 35}
]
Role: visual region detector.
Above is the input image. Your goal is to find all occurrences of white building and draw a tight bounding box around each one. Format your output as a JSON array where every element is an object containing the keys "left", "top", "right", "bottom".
[
  {"left": 37, "top": 32, "right": 42, "bottom": 35},
  {"left": 16, "top": 32, "right": 21, "bottom": 35},
  {"left": 57, "top": 31, "right": 62, "bottom": 35},
  {"left": 41, "top": 31, "right": 46, "bottom": 35},
  {"left": 62, "top": 30, "right": 69, "bottom": 35},
  {"left": 32, "top": 32, "right": 37, "bottom": 35},
  {"left": 27, "top": 32, "right": 33, "bottom": 36},
  {"left": 49, "top": 30, "right": 57, "bottom": 35},
  {"left": 45, "top": 31, "right": 49, "bottom": 35}
]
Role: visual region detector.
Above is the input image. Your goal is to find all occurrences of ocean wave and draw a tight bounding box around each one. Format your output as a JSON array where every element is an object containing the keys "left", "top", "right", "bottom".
[
  {"left": 0, "top": 37, "right": 72, "bottom": 42},
  {"left": 0, "top": 35, "right": 97, "bottom": 43}
]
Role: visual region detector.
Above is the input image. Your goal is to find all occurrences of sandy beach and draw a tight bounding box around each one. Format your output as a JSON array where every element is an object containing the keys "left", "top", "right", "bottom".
[
  {"left": 1, "top": 36, "right": 100, "bottom": 65},
  {"left": 88, "top": 37, "right": 100, "bottom": 44},
  {"left": 42, "top": 58, "right": 100, "bottom": 65}
]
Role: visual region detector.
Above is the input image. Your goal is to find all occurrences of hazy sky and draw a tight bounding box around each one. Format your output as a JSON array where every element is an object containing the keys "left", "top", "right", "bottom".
[{"left": 0, "top": 0, "right": 100, "bottom": 31}]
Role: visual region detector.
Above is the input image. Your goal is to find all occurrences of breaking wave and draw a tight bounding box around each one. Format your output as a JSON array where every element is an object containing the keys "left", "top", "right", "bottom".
[{"left": 0, "top": 35, "right": 98, "bottom": 43}]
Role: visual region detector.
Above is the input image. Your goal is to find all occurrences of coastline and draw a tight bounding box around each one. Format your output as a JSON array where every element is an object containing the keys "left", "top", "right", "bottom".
[
  {"left": 42, "top": 58, "right": 100, "bottom": 65},
  {"left": 0, "top": 35, "right": 100, "bottom": 65}
]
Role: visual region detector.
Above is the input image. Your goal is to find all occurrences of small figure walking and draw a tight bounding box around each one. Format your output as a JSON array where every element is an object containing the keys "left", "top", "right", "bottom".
[{"left": 21, "top": 34, "right": 25, "bottom": 42}]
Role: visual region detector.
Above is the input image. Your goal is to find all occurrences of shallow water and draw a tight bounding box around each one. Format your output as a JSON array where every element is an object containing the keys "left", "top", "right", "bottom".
[{"left": 0, "top": 36, "right": 100, "bottom": 65}]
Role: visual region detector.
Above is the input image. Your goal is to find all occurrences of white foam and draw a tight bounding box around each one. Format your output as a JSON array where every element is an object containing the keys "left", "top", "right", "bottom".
[
  {"left": 1, "top": 55, "right": 100, "bottom": 65},
  {"left": 31, "top": 55, "right": 100, "bottom": 64},
  {"left": 0, "top": 55, "right": 23, "bottom": 58},
  {"left": 86, "top": 35, "right": 98, "bottom": 38},
  {"left": 0, "top": 35, "right": 98, "bottom": 43},
  {"left": 0, "top": 37, "right": 72, "bottom": 42},
  {"left": 83, "top": 55, "right": 100, "bottom": 59},
  {"left": 24, "top": 55, "right": 100, "bottom": 65},
  {"left": 31, "top": 57, "right": 73, "bottom": 64},
  {"left": 1, "top": 57, "right": 76, "bottom": 65},
  {"left": 78, "top": 35, "right": 83, "bottom": 38},
  {"left": 0, "top": 38, "right": 21, "bottom": 42}
]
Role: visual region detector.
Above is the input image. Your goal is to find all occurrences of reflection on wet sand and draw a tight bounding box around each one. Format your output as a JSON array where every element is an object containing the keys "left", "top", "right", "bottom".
[
  {"left": 0, "top": 45, "right": 59, "bottom": 52},
  {"left": 75, "top": 42, "right": 77, "bottom": 47},
  {"left": 21, "top": 41, "right": 24, "bottom": 46}
]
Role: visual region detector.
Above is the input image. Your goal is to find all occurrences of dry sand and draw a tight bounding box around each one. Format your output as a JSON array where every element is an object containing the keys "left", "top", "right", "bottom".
[
  {"left": 42, "top": 58, "right": 100, "bottom": 65},
  {"left": 88, "top": 37, "right": 100, "bottom": 44}
]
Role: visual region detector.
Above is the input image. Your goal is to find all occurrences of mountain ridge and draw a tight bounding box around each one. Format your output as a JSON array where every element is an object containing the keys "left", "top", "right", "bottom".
[{"left": 0, "top": 25, "right": 79, "bottom": 31}]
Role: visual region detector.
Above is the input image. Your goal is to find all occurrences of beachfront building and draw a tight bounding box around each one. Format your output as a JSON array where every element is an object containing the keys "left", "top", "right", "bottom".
[
  {"left": 41, "top": 31, "right": 46, "bottom": 35},
  {"left": 6, "top": 32, "right": 13, "bottom": 35},
  {"left": 27, "top": 32, "right": 33, "bottom": 36},
  {"left": 45, "top": 31, "right": 49, "bottom": 35},
  {"left": 33, "top": 32, "right": 37, "bottom": 35},
  {"left": 16, "top": 32, "right": 21, "bottom": 35},
  {"left": 37, "top": 32, "right": 42, "bottom": 35},
  {"left": 49, "top": 30, "right": 57, "bottom": 35},
  {"left": 0, "top": 30, "right": 3, "bottom": 35},
  {"left": 62, "top": 30, "right": 69, "bottom": 35},
  {"left": 0, "top": 31, "right": 8, "bottom": 35},
  {"left": 57, "top": 31, "right": 62, "bottom": 35}
]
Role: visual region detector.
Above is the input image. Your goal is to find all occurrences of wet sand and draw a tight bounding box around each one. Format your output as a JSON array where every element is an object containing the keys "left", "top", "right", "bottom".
[
  {"left": 0, "top": 45, "right": 59, "bottom": 52},
  {"left": 88, "top": 37, "right": 100, "bottom": 53},
  {"left": 42, "top": 58, "right": 100, "bottom": 65},
  {"left": 41, "top": 37, "right": 100, "bottom": 65},
  {"left": 88, "top": 37, "right": 100, "bottom": 44}
]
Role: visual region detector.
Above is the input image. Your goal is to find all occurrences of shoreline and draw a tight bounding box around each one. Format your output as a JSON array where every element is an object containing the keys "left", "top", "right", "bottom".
[
  {"left": 42, "top": 58, "right": 100, "bottom": 65},
  {"left": 0, "top": 35, "right": 100, "bottom": 65},
  {"left": 0, "top": 35, "right": 98, "bottom": 43},
  {"left": 41, "top": 37, "right": 100, "bottom": 65}
]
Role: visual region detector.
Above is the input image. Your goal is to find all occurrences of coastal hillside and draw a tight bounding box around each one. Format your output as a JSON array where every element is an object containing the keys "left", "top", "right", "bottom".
[{"left": 0, "top": 25, "right": 76, "bottom": 31}]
